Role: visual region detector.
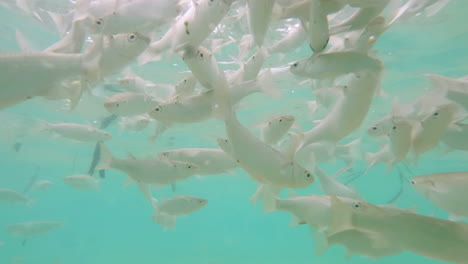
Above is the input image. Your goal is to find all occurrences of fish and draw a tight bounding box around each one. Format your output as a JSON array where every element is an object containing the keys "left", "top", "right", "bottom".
[
  {"left": 0, "top": 38, "right": 101, "bottom": 110},
  {"left": 227, "top": 48, "right": 268, "bottom": 85},
  {"left": 314, "top": 166, "right": 362, "bottom": 200},
  {"left": 159, "top": 148, "right": 237, "bottom": 176},
  {"left": 104, "top": 92, "right": 161, "bottom": 117},
  {"left": 181, "top": 46, "right": 223, "bottom": 90},
  {"left": 290, "top": 51, "right": 382, "bottom": 80},
  {"left": 0, "top": 188, "right": 32, "bottom": 206},
  {"left": 214, "top": 70, "right": 314, "bottom": 190},
  {"left": 40, "top": 122, "right": 112, "bottom": 142},
  {"left": 267, "top": 23, "right": 306, "bottom": 54},
  {"left": 411, "top": 171, "right": 468, "bottom": 220},
  {"left": 265, "top": 193, "right": 400, "bottom": 258},
  {"left": 411, "top": 103, "right": 459, "bottom": 163},
  {"left": 96, "top": 143, "right": 199, "bottom": 199},
  {"left": 254, "top": 115, "right": 295, "bottom": 145},
  {"left": 246, "top": 0, "right": 275, "bottom": 47},
  {"left": 118, "top": 115, "right": 152, "bottom": 132},
  {"left": 97, "top": 32, "right": 150, "bottom": 79},
  {"left": 442, "top": 122, "right": 468, "bottom": 151},
  {"left": 32, "top": 180, "right": 54, "bottom": 192},
  {"left": 300, "top": 70, "right": 382, "bottom": 147},
  {"left": 151, "top": 196, "right": 208, "bottom": 229},
  {"left": 365, "top": 119, "right": 413, "bottom": 172},
  {"left": 64, "top": 174, "right": 100, "bottom": 191},
  {"left": 304, "top": 0, "right": 329, "bottom": 52},
  {"left": 142, "top": 0, "right": 234, "bottom": 62},
  {"left": 328, "top": 196, "right": 468, "bottom": 264},
  {"left": 7, "top": 221, "right": 63, "bottom": 238}
]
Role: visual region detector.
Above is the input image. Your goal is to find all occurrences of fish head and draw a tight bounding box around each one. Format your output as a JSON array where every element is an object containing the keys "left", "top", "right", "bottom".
[
  {"left": 291, "top": 163, "right": 315, "bottom": 188},
  {"left": 174, "top": 161, "right": 199, "bottom": 176},
  {"left": 216, "top": 138, "right": 233, "bottom": 155},
  {"left": 104, "top": 96, "right": 128, "bottom": 115},
  {"left": 190, "top": 197, "right": 208, "bottom": 209},
  {"left": 176, "top": 75, "right": 197, "bottom": 94},
  {"left": 148, "top": 102, "right": 179, "bottom": 122},
  {"left": 158, "top": 151, "right": 172, "bottom": 159},
  {"left": 270, "top": 115, "right": 295, "bottom": 129},
  {"left": 104, "top": 32, "right": 150, "bottom": 60},
  {"left": 289, "top": 60, "right": 306, "bottom": 76},
  {"left": 410, "top": 176, "right": 437, "bottom": 193},
  {"left": 367, "top": 116, "right": 394, "bottom": 137}
]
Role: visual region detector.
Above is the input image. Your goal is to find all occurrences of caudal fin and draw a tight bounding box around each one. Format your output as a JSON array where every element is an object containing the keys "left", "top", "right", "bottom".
[
  {"left": 95, "top": 143, "right": 113, "bottom": 170},
  {"left": 250, "top": 184, "right": 281, "bottom": 213},
  {"left": 152, "top": 212, "right": 177, "bottom": 229}
]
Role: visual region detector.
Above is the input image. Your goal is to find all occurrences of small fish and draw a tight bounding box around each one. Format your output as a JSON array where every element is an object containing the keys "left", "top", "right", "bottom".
[
  {"left": 118, "top": 115, "right": 152, "bottom": 132},
  {"left": 301, "top": 70, "right": 382, "bottom": 146},
  {"left": 290, "top": 51, "right": 382, "bottom": 80},
  {"left": 142, "top": 0, "right": 233, "bottom": 62},
  {"left": 228, "top": 48, "right": 268, "bottom": 85},
  {"left": 181, "top": 46, "right": 222, "bottom": 90},
  {"left": 151, "top": 196, "right": 208, "bottom": 229},
  {"left": 267, "top": 23, "right": 306, "bottom": 54},
  {"left": 32, "top": 180, "right": 54, "bottom": 192},
  {"left": 365, "top": 119, "right": 413, "bottom": 172},
  {"left": 255, "top": 115, "right": 295, "bottom": 145},
  {"left": 411, "top": 103, "right": 459, "bottom": 163},
  {"left": 96, "top": 143, "right": 199, "bottom": 200},
  {"left": 328, "top": 196, "right": 468, "bottom": 264},
  {"left": 411, "top": 171, "right": 468, "bottom": 220},
  {"left": 246, "top": 0, "right": 275, "bottom": 47},
  {"left": 64, "top": 174, "right": 100, "bottom": 191},
  {"left": 41, "top": 122, "right": 112, "bottom": 142},
  {"left": 7, "top": 221, "right": 63, "bottom": 238},
  {"left": 159, "top": 148, "right": 237, "bottom": 175},
  {"left": 0, "top": 188, "right": 32, "bottom": 206},
  {"left": 104, "top": 92, "right": 161, "bottom": 117}
]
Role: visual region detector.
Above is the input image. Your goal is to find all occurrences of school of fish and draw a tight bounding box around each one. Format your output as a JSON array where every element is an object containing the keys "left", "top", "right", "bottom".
[{"left": 0, "top": 0, "right": 467, "bottom": 262}]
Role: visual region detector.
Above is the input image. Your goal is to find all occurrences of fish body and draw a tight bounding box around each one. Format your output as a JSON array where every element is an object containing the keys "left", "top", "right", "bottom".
[
  {"left": 0, "top": 188, "right": 31, "bottom": 205},
  {"left": 96, "top": 143, "right": 199, "bottom": 186},
  {"left": 290, "top": 51, "right": 381, "bottom": 80},
  {"left": 64, "top": 174, "right": 100, "bottom": 191},
  {"left": 329, "top": 196, "right": 468, "bottom": 264},
  {"left": 44, "top": 122, "right": 112, "bottom": 142},
  {"left": 7, "top": 221, "right": 63, "bottom": 238},
  {"left": 151, "top": 196, "right": 207, "bottom": 229},
  {"left": 104, "top": 92, "right": 160, "bottom": 117},
  {"left": 411, "top": 171, "right": 468, "bottom": 219},
  {"left": 247, "top": 0, "right": 275, "bottom": 47},
  {"left": 258, "top": 115, "right": 295, "bottom": 145},
  {"left": 118, "top": 115, "right": 152, "bottom": 132},
  {"left": 302, "top": 71, "right": 381, "bottom": 146},
  {"left": 159, "top": 148, "right": 237, "bottom": 175}
]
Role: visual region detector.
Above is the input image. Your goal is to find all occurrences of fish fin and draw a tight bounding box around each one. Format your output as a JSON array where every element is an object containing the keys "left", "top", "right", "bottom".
[
  {"left": 336, "top": 138, "right": 362, "bottom": 163},
  {"left": 238, "top": 34, "right": 255, "bottom": 60},
  {"left": 81, "top": 35, "right": 103, "bottom": 89},
  {"left": 449, "top": 214, "right": 466, "bottom": 222},
  {"left": 364, "top": 149, "right": 388, "bottom": 169},
  {"left": 257, "top": 69, "right": 281, "bottom": 98},
  {"left": 171, "top": 183, "right": 176, "bottom": 192},
  {"left": 328, "top": 196, "right": 355, "bottom": 237},
  {"left": 311, "top": 226, "right": 329, "bottom": 256},
  {"left": 126, "top": 153, "right": 136, "bottom": 159},
  {"left": 15, "top": 29, "right": 33, "bottom": 51},
  {"left": 95, "top": 143, "right": 113, "bottom": 170},
  {"left": 250, "top": 184, "right": 281, "bottom": 213},
  {"left": 150, "top": 122, "right": 169, "bottom": 143},
  {"left": 287, "top": 189, "right": 298, "bottom": 198},
  {"left": 290, "top": 214, "right": 306, "bottom": 228},
  {"left": 137, "top": 183, "right": 151, "bottom": 201},
  {"left": 152, "top": 212, "right": 177, "bottom": 229},
  {"left": 282, "top": 131, "right": 304, "bottom": 162}
]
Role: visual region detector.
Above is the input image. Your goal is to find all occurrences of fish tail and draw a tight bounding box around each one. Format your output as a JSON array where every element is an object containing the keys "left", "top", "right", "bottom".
[
  {"left": 212, "top": 72, "right": 234, "bottom": 121},
  {"left": 336, "top": 138, "right": 362, "bottom": 164},
  {"left": 250, "top": 184, "right": 281, "bottom": 214},
  {"left": 257, "top": 68, "right": 281, "bottom": 98},
  {"left": 152, "top": 212, "right": 177, "bottom": 230},
  {"left": 95, "top": 143, "right": 113, "bottom": 170}
]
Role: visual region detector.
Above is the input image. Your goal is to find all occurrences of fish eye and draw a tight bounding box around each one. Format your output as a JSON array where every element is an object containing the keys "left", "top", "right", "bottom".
[
  {"left": 305, "top": 171, "right": 311, "bottom": 178},
  {"left": 292, "top": 62, "right": 298, "bottom": 67},
  {"left": 95, "top": 18, "right": 103, "bottom": 26},
  {"left": 154, "top": 106, "right": 161, "bottom": 112},
  {"left": 199, "top": 52, "right": 204, "bottom": 59},
  {"left": 372, "top": 126, "right": 377, "bottom": 131},
  {"left": 224, "top": 139, "right": 228, "bottom": 143},
  {"left": 252, "top": 55, "right": 256, "bottom": 60},
  {"left": 411, "top": 180, "right": 415, "bottom": 185},
  {"left": 128, "top": 33, "right": 137, "bottom": 41},
  {"left": 279, "top": 119, "right": 283, "bottom": 122},
  {"left": 352, "top": 202, "right": 361, "bottom": 209},
  {"left": 433, "top": 112, "right": 439, "bottom": 116},
  {"left": 393, "top": 126, "right": 396, "bottom": 130},
  {"left": 116, "top": 103, "right": 119, "bottom": 107},
  {"left": 187, "top": 165, "right": 192, "bottom": 168}
]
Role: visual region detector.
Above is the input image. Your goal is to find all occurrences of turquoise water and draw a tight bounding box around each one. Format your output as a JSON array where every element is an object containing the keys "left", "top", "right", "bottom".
[{"left": 1, "top": 0, "right": 468, "bottom": 263}]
